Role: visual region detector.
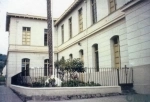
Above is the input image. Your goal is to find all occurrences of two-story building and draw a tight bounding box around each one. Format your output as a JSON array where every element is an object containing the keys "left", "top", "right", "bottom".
[
  {"left": 5, "top": 13, "right": 53, "bottom": 85},
  {"left": 53, "top": 0, "right": 150, "bottom": 94}
]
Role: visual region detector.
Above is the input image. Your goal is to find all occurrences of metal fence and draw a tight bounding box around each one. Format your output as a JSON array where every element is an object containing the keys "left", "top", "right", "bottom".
[{"left": 11, "top": 66, "right": 133, "bottom": 87}]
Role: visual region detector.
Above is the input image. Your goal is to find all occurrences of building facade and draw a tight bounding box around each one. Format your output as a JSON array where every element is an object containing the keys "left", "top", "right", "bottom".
[
  {"left": 6, "top": 0, "right": 150, "bottom": 94},
  {"left": 6, "top": 13, "right": 50, "bottom": 85},
  {"left": 54, "top": 0, "right": 150, "bottom": 94}
]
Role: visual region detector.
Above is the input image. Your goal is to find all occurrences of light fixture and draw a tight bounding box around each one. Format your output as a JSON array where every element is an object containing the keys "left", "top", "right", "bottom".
[{"left": 78, "top": 42, "right": 81, "bottom": 46}]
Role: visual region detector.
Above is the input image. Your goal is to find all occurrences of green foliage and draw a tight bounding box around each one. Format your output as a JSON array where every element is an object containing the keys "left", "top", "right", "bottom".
[
  {"left": 0, "top": 54, "right": 7, "bottom": 75},
  {"left": 0, "top": 76, "right": 5, "bottom": 82},
  {"left": 32, "top": 82, "right": 45, "bottom": 87},
  {"left": 32, "top": 78, "right": 56, "bottom": 87},
  {"left": 61, "top": 80, "right": 101, "bottom": 87},
  {"left": 55, "top": 58, "right": 84, "bottom": 72}
]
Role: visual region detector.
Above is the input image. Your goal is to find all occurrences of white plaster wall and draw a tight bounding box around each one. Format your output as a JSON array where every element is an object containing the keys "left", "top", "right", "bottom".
[
  {"left": 116, "top": 0, "right": 126, "bottom": 9},
  {"left": 124, "top": 0, "right": 150, "bottom": 94},
  {"left": 58, "top": 19, "right": 129, "bottom": 68},
  {"left": 55, "top": 0, "right": 127, "bottom": 47},
  {"left": 125, "top": 0, "right": 150, "bottom": 67},
  {"left": 9, "top": 17, "right": 47, "bottom": 46},
  {"left": 6, "top": 52, "right": 48, "bottom": 85}
]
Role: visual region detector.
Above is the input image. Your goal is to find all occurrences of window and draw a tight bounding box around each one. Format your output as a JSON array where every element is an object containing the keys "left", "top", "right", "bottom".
[
  {"left": 91, "top": 0, "right": 97, "bottom": 24},
  {"left": 61, "top": 25, "right": 64, "bottom": 44},
  {"left": 44, "top": 29, "right": 48, "bottom": 46},
  {"left": 44, "top": 59, "right": 49, "bottom": 76},
  {"left": 22, "top": 58, "right": 30, "bottom": 76},
  {"left": 109, "top": 0, "right": 116, "bottom": 13},
  {"left": 22, "top": 27, "right": 31, "bottom": 45},
  {"left": 78, "top": 8, "right": 83, "bottom": 32},
  {"left": 110, "top": 36, "right": 121, "bottom": 68},
  {"left": 79, "top": 50, "right": 84, "bottom": 62},
  {"left": 69, "top": 54, "right": 73, "bottom": 60},
  {"left": 92, "top": 44, "right": 99, "bottom": 72},
  {"left": 69, "top": 17, "right": 72, "bottom": 39}
]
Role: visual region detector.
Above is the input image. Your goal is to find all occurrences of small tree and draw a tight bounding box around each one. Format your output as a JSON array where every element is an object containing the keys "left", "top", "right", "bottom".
[
  {"left": 54, "top": 58, "right": 84, "bottom": 80},
  {"left": 65, "top": 58, "right": 84, "bottom": 72}
]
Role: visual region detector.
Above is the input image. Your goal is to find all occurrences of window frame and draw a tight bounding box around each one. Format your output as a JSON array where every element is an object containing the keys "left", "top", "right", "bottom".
[
  {"left": 68, "top": 17, "right": 72, "bottom": 39},
  {"left": 91, "top": 0, "right": 97, "bottom": 24},
  {"left": 22, "top": 58, "right": 30, "bottom": 76},
  {"left": 92, "top": 44, "right": 99, "bottom": 72},
  {"left": 44, "top": 29, "right": 48, "bottom": 46},
  {"left": 108, "top": 0, "right": 116, "bottom": 13},
  {"left": 22, "top": 27, "right": 31, "bottom": 46},
  {"left": 78, "top": 8, "right": 83, "bottom": 33},
  {"left": 61, "top": 24, "right": 64, "bottom": 44},
  {"left": 44, "top": 59, "right": 49, "bottom": 76}
]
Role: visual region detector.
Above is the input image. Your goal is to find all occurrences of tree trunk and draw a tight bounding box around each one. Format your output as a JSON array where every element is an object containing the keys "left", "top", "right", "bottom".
[{"left": 47, "top": 0, "right": 53, "bottom": 76}]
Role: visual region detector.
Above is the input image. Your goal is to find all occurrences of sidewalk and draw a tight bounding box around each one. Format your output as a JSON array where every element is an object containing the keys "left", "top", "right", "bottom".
[
  {"left": 0, "top": 85, "right": 22, "bottom": 102},
  {"left": 28, "top": 95, "right": 128, "bottom": 102}
]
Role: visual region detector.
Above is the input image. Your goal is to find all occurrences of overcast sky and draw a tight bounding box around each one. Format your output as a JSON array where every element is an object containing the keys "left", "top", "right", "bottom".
[{"left": 0, "top": 0, "right": 74, "bottom": 54}]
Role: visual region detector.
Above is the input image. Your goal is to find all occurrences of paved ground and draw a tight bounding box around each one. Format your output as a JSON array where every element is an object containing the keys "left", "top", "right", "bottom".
[
  {"left": 28, "top": 95, "right": 128, "bottom": 102},
  {"left": 0, "top": 85, "right": 22, "bottom": 102}
]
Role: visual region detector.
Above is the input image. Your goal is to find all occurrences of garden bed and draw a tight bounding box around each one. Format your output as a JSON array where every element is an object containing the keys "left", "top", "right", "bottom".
[{"left": 10, "top": 85, "right": 121, "bottom": 97}]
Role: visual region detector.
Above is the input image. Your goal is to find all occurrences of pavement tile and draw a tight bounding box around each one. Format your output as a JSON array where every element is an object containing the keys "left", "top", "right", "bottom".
[{"left": 0, "top": 85, "right": 22, "bottom": 102}]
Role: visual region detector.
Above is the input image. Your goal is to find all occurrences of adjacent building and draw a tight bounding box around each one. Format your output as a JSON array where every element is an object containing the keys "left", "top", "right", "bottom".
[
  {"left": 53, "top": 0, "right": 150, "bottom": 94},
  {"left": 5, "top": 13, "right": 53, "bottom": 85}
]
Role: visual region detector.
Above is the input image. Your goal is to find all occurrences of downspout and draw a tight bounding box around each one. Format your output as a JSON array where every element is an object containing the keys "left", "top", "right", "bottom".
[{"left": 85, "top": 0, "right": 89, "bottom": 68}]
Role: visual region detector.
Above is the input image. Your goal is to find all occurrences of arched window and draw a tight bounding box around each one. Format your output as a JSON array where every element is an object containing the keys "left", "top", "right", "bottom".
[
  {"left": 92, "top": 44, "right": 99, "bottom": 72},
  {"left": 44, "top": 59, "right": 49, "bottom": 76},
  {"left": 69, "top": 54, "right": 73, "bottom": 60},
  {"left": 22, "top": 58, "right": 30, "bottom": 76},
  {"left": 79, "top": 49, "right": 84, "bottom": 62},
  {"left": 110, "top": 35, "right": 121, "bottom": 68}
]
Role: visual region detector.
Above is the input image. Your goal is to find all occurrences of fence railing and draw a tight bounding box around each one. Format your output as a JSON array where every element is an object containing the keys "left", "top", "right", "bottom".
[{"left": 11, "top": 66, "right": 133, "bottom": 87}]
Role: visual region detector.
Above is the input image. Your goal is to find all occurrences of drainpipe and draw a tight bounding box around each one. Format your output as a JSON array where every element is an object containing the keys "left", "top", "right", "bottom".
[
  {"left": 57, "top": 53, "right": 58, "bottom": 77},
  {"left": 85, "top": 0, "right": 89, "bottom": 68}
]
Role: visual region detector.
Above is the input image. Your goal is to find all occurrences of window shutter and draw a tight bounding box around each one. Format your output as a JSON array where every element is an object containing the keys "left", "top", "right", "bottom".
[{"left": 109, "top": 0, "right": 116, "bottom": 13}]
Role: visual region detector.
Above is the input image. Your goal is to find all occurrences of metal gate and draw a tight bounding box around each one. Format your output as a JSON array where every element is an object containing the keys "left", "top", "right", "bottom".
[{"left": 117, "top": 65, "right": 133, "bottom": 89}]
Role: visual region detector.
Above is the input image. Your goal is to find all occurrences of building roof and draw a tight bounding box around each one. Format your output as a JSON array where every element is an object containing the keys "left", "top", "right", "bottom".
[
  {"left": 5, "top": 13, "right": 48, "bottom": 31},
  {"left": 5, "top": 13, "right": 57, "bottom": 31},
  {"left": 54, "top": 0, "right": 83, "bottom": 26}
]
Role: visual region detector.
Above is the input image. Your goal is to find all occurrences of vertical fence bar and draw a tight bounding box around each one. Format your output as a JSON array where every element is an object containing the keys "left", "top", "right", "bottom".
[
  {"left": 125, "top": 65, "right": 127, "bottom": 84},
  {"left": 117, "top": 68, "right": 120, "bottom": 86},
  {"left": 132, "top": 68, "right": 133, "bottom": 84}
]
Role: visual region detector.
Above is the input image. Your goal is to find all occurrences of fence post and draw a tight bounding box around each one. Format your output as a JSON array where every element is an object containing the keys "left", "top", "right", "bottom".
[
  {"left": 125, "top": 65, "right": 127, "bottom": 84},
  {"left": 132, "top": 68, "right": 133, "bottom": 84},
  {"left": 117, "top": 68, "right": 120, "bottom": 86},
  {"left": 57, "top": 66, "right": 58, "bottom": 78}
]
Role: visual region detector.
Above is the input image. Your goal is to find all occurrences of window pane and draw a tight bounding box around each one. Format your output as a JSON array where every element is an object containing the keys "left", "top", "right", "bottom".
[{"left": 27, "top": 27, "right": 30, "bottom": 31}]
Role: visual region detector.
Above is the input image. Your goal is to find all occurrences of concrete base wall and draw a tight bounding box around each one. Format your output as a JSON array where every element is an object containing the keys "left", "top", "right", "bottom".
[
  {"left": 10, "top": 85, "right": 121, "bottom": 97},
  {"left": 133, "top": 64, "right": 150, "bottom": 94}
]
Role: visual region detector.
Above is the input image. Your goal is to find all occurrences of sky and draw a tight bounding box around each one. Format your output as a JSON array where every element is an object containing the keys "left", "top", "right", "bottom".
[{"left": 0, "top": 0, "right": 74, "bottom": 54}]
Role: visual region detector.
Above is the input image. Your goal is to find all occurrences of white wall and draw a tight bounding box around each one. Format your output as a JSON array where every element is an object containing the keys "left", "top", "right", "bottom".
[
  {"left": 58, "top": 19, "right": 129, "bottom": 68},
  {"left": 9, "top": 17, "right": 47, "bottom": 46},
  {"left": 125, "top": 0, "right": 150, "bottom": 67},
  {"left": 6, "top": 52, "right": 48, "bottom": 85},
  {"left": 55, "top": 0, "right": 127, "bottom": 47},
  {"left": 124, "top": 0, "right": 150, "bottom": 94}
]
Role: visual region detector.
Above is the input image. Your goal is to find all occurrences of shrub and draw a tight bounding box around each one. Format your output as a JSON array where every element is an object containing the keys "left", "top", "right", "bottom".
[
  {"left": 32, "top": 82, "right": 45, "bottom": 87},
  {"left": 61, "top": 80, "right": 101, "bottom": 87},
  {"left": 0, "top": 76, "right": 5, "bottom": 82}
]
